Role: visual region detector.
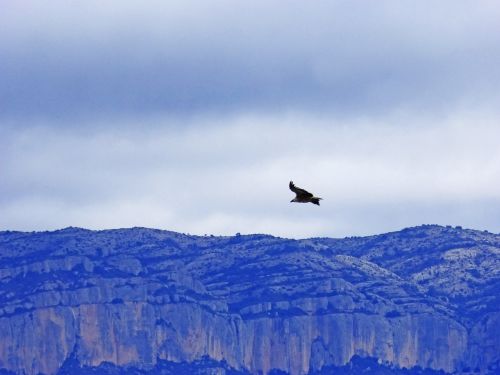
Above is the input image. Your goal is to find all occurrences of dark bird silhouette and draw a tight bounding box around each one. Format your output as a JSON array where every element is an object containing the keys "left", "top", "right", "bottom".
[{"left": 289, "top": 181, "right": 322, "bottom": 206}]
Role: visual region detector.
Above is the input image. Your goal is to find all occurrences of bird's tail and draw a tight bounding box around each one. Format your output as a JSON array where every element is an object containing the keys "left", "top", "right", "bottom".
[{"left": 311, "top": 197, "right": 322, "bottom": 206}]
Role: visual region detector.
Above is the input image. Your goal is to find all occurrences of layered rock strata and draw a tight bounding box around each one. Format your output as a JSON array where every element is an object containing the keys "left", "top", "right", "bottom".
[{"left": 0, "top": 225, "right": 498, "bottom": 374}]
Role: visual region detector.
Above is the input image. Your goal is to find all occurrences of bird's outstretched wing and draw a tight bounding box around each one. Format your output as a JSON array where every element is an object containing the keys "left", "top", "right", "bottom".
[{"left": 289, "top": 181, "right": 313, "bottom": 198}]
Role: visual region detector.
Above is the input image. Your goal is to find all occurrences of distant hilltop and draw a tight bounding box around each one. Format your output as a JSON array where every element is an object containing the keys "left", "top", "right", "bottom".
[{"left": 0, "top": 225, "right": 499, "bottom": 374}]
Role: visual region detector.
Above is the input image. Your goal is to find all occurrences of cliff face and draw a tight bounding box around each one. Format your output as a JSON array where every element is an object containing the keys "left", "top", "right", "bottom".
[{"left": 0, "top": 225, "right": 498, "bottom": 374}]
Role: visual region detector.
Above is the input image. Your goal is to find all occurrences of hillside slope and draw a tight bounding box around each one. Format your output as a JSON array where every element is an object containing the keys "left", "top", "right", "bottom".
[{"left": 0, "top": 225, "right": 498, "bottom": 374}]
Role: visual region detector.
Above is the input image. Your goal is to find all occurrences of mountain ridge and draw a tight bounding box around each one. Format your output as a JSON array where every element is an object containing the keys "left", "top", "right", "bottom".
[{"left": 0, "top": 225, "right": 498, "bottom": 374}]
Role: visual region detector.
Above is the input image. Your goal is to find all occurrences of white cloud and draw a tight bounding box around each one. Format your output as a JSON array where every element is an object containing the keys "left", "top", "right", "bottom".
[{"left": 1, "top": 110, "right": 499, "bottom": 237}]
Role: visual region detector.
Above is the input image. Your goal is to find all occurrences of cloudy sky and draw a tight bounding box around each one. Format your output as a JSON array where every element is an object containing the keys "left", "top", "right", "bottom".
[{"left": 1, "top": 1, "right": 499, "bottom": 238}]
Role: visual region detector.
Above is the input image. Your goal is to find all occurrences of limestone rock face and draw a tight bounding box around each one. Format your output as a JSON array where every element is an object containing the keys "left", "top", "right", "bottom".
[{"left": 0, "top": 225, "right": 498, "bottom": 374}]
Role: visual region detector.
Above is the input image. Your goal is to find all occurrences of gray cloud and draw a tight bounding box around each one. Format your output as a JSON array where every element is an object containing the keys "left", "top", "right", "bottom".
[
  {"left": 1, "top": 1, "right": 500, "bottom": 237},
  {"left": 1, "top": 1, "right": 499, "bottom": 121}
]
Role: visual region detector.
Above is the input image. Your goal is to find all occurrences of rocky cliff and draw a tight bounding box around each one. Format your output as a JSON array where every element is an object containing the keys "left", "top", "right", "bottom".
[{"left": 0, "top": 225, "right": 498, "bottom": 374}]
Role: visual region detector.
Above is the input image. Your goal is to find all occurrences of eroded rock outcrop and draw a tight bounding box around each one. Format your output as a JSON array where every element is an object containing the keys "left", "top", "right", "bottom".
[{"left": 0, "top": 225, "right": 498, "bottom": 374}]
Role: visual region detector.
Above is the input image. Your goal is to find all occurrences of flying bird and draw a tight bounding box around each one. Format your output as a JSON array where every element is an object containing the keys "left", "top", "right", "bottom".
[{"left": 289, "top": 181, "right": 322, "bottom": 206}]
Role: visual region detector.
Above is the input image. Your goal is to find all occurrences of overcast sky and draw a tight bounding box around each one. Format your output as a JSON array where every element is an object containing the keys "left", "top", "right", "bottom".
[{"left": 1, "top": 1, "right": 499, "bottom": 238}]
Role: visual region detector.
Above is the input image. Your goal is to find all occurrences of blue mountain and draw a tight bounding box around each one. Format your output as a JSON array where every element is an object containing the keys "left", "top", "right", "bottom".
[{"left": 0, "top": 225, "right": 498, "bottom": 374}]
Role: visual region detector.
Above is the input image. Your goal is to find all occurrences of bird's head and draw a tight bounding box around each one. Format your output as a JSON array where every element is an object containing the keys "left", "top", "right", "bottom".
[{"left": 290, "top": 198, "right": 297, "bottom": 203}]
